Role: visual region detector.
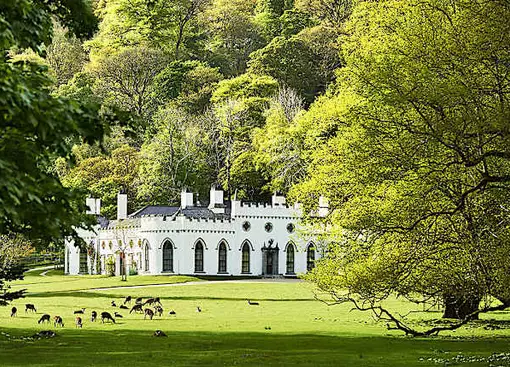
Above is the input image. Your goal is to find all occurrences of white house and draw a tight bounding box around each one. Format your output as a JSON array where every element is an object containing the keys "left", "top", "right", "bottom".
[{"left": 64, "top": 187, "right": 323, "bottom": 277}]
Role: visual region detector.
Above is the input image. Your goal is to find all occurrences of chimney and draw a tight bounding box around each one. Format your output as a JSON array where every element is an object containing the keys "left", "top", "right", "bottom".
[
  {"left": 318, "top": 196, "right": 329, "bottom": 217},
  {"left": 86, "top": 197, "right": 101, "bottom": 215},
  {"left": 117, "top": 192, "right": 128, "bottom": 219},
  {"left": 181, "top": 190, "right": 194, "bottom": 209},
  {"left": 271, "top": 193, "right": 286, "bottom": 207},
  {"left": 208, "top": 186, "right": 225, "bottom": 214}
]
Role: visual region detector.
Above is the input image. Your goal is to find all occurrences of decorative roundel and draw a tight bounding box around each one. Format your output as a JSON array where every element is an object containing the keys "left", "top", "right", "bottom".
[
  {"left": 242, "top": 221, "right": 251, "bottom": 232},
  {"left": 287, "top": 223, "right": 295, "bottom": 233},
  {"left": 264, "top": 222, "right": 273, "bottom": 233}
]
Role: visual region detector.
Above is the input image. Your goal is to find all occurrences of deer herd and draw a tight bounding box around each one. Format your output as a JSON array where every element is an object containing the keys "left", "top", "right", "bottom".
[
  {"left": 8, "top": 296, "right": 184, "bottom": 329},
  {"left": 9, "top": 296, "right": 261, "bottom": 330}
]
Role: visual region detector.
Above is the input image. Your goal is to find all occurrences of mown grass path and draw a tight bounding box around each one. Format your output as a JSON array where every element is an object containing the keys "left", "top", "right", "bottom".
[{"left": 1, "top": 273, "right": 510, "bottom": 366}]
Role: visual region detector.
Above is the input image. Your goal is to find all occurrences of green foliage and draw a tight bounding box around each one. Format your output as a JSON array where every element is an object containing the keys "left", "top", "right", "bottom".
[
  {"left": 61, "top": 145, "right": 140, "bottom": 218},
  {"left": 293, "top": 0, "right": 510, "bottom": 330},
  {"left": 0, "top": 0, "right": 104, "bottom": 242},
  {"left": 202, "top": 0, "right": 265, "bottom": 76},
  {"left": 137, "top": 107, "right": 216, "bottom": 205},
  {"left": 153, "top": 60, "right": 223, "bottom": 112},
  {"left": 46, "top": 22, "right": 88, "bottom": 86},
  {"left": 248, "top": 25, "right": 341, "bottom": 102}
]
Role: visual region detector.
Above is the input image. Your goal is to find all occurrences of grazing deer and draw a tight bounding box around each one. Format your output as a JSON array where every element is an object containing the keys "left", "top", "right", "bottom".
[
  {"left": 153, "top": 330, "right": 167, "bottom": 337},
  {"left": 54, "top": 316, "right": 64, "bottom": 327},
  {"left": 154, "top": 305, "right": 163, "bottom": 317},
  {"left": 38, "top": 314, "right": 50, "bottom": 324},
  {"left": 75, "top": 317, "right": 83, "bottom": 328},
  {"left": 25, "top": 304, "right": 36, "bottom": 313},
  {"left": 74, "top": 308, "right": 86, "bottom": 314},
  {"left": 247, "top": 300, "right": 259, "bottom": 306},
  {"left": 101, "top": 311, "right": 115, "bottom": 324},
  {"left": 119, "top": 305, "right": 128, "bottom": 310},
  {"left": 135, "top": 297, "right": 143, "bottom": 304},
  {"left": 91, "top": 311, "right": 97, "bottom": 322},
  {"left": 130, "top": 304, "right": 143, "bottom": 314},
  {"left": 143, "top": 298, "right": 156, "bottom": 306},
  {"left": 111, "top": 301, "right": 117, "bottom": 307},
  {"left": 168, "top": 310, "right": 176, "bottom": 316},
  {"left": 144, "top": 308, "right": 154, "bottom": 320},
  {"left": 114, "top": 312, "right": 123, "bottom": 318},
  {"left": 10, "top": 307, "right": 17, "bottom": 317},
  {"left": 123, "top": 296, "right": 132, "bottom": 305}
]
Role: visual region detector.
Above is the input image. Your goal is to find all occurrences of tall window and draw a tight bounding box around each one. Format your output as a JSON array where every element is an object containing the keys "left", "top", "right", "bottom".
[
  {"left": 307, "top": 244, "right": 315, "bottom": 271},
  {"left": 286, "top": 243, "right": 295, "bottom": 274},
  {"left": 144, "top": 243, "right": 150, "bottom": 272},
  {"left": 218, "top": 242, "right": 227, "bottom": 273},
  {"left": 195, "top": 241, "right": 204, "bottom": 272},
  {"left": 162, "top": 241, "right": 173, "bottom": 272},
  {"left": 242, "top": 242, "right": 250, "bottom": 274}
]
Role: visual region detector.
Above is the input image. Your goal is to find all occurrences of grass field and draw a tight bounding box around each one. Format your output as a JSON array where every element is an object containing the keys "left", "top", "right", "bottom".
[{"left": 1, "top": 273, "right": 510, "bottom": 366}]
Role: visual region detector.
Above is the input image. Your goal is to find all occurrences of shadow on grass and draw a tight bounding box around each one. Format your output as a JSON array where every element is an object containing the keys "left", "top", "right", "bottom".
[
  {"left": 27, "top": 291, "right": 314, "bottom": 302},
  {"left": 0, "top": 327, "right": 509, "bottom": 367}
]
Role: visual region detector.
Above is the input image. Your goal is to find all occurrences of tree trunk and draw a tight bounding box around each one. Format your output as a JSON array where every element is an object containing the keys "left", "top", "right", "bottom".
[{"left": 443, "top": 294, "right": 480, "bottom": 320}]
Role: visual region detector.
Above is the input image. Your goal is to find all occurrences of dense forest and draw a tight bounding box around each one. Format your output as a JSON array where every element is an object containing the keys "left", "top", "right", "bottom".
[{"left": 30, "top": 0, "right": 347, "bottom": 218}]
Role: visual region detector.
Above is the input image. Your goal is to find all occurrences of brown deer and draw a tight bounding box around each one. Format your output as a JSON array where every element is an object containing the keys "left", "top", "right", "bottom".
[
  {"left": 38, "top": 314, "right": 50, "bottom": 324},
  {"left": 25, "top": 304, "right": 36, "bottom": 313},
  {"left": 10, "top": 307, "right": 17, "bottom": 317},
  {"left": 144, "top": 308, "right": 154, "bottom": 320},
  {"left": 91, "top": 310, "right": 97, "bottom": 322},
  {"left": 130, "top": 304, "right": 143, "bottom": 314},
  {"left": 75, "top": 316, "right": 83, "bottom": 328},
  {"left": 101, "top": 311, "right": 115, "bottom": 324}
]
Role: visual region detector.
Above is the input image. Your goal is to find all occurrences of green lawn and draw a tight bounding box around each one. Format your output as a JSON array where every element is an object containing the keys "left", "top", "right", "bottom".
[{"left": 1, "top": 274, "right": 510, "bottom": 366}]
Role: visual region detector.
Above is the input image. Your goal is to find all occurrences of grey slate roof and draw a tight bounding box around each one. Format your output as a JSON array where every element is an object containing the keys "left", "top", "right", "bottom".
[
  {"left": 129, "top": 205, "right": 231, "bottom": 220},
  {"left": 130, "top": 205, "right": 180, "bottom": 218}
]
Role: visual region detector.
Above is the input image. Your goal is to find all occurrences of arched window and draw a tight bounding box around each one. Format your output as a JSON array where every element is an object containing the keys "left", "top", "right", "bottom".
[
  {"left": 307, "top": 243, "right": 315, "bottom": 271},
  {"left": 195, "top": 241, "right": 204, "bottom": 272},
  {"left": 144, "top": 243, "right": 150, "bottom": 272},
  {"left": 286, "top": 243, "right": 295, "bottom": 275},
  {"left": 241, "top": 242, "right": 250, "bottom": 274},
  {"left": 218, "top": 242, "right": 227, "bottom": 273},
  {"left": 162, "top": 241, "right": 173, "bottom": 272}
]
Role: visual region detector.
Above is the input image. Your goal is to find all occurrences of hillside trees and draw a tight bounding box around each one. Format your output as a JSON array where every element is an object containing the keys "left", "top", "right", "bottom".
[{"left": 292, "top": 0, "right": 510, "bottom": 335}]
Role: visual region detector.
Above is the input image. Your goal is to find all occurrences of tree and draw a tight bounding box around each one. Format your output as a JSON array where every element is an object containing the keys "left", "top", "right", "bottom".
[
  {"left": 0, "top": 0, "right": 103, "bottom": 242},
  {"left": 0, "top": 233, "right": 34, "bottom": 305},
  {"left": 89, "top": 0, "right": 209, "bottom": 59},
  {"left": 46, "top": 22, "right": 88, "bottom": 86},
  {"left": 202, "top": 0, "right": 265, "bottom": 76},
  {"left": 137, "top": 107, "right": 215, "bottom": 205},
  {"left": 295, "top": 0, "right": 352, "bottom": 26},
  {"left": 248, "top": 25, "right": 341, "bottom": 102},
  {"left": 153, "top": 60, "right": 223, "bottom": 113},
  {"left": 0, "top": 0, "right": 102, "bottom": 305},
  {"left": 211, "top": 74, "right": 279, "bottom": 200},
  {"left": 292, "top": 0, "right": 510, "bottom": 335},
  {"left": 60, "top": 145, "right": 140, "bottom": 219},
  {"left": 92, "top": 46, "right": 168, "bottom": 121},
  {"left": 253, "top": 87, "right": 307, "bottom": 193}
]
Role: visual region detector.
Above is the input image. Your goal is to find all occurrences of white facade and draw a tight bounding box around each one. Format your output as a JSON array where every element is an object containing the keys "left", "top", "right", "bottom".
[{"left": 65, "top": 188, "right": 320, "bottom": 277}]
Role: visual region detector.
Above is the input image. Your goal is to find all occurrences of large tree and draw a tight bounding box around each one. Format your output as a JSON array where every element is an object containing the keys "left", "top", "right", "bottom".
[
  {"left": 0, "top": 0, "right": 103, "bottom": 242},
  {"left": 0, "top": 0, "right": 103, "bottom": 303},
  {"left": 292, "top": 0, "right": 510, "bottom": 335}
]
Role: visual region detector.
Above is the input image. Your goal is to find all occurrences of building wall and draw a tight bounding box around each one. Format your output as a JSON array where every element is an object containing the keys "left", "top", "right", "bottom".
[{"left": 65, "top": 198, "right": 320, "bottom": 277}]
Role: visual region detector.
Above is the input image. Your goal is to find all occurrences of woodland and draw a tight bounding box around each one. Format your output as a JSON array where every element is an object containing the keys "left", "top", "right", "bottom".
[{"left": 1, "top": 0, "right": 510, "bottom": 337}]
